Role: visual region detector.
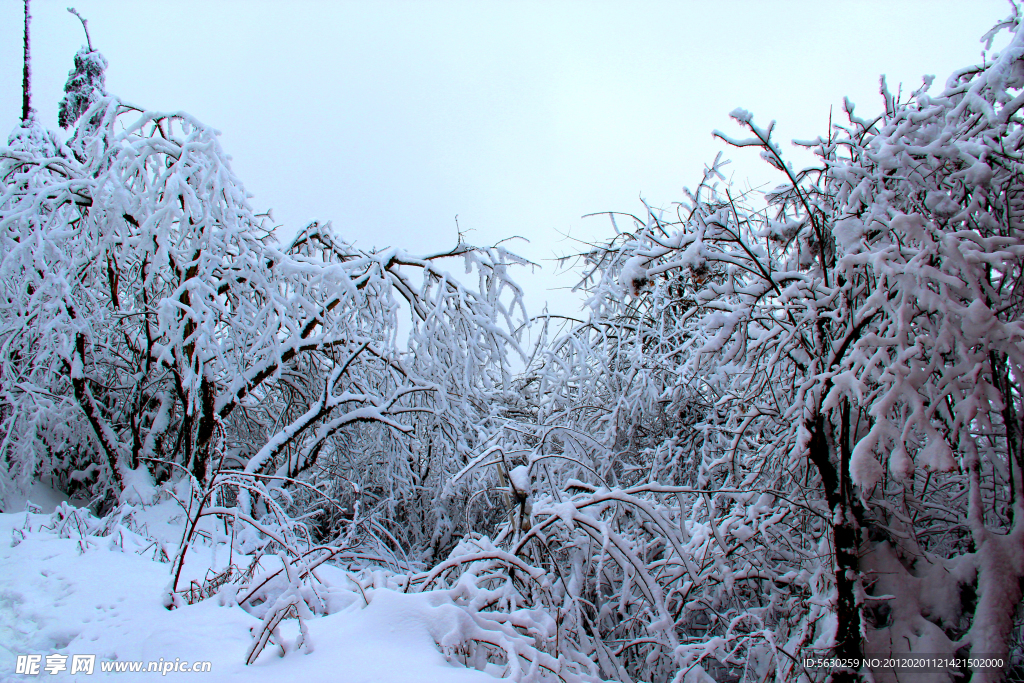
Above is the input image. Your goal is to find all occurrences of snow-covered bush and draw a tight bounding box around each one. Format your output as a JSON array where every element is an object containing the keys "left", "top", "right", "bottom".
[
  {"left": 0, "top": 25, "right": 527, "bottom": 594},
  {"left": 435, "top": 6, "right": 1024, "bottom": 682}
]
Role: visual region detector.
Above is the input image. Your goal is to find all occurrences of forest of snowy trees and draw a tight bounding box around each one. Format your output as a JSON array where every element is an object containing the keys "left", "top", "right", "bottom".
[{"left": 2, "top": 3, "right": 1023, "bottom": 683}]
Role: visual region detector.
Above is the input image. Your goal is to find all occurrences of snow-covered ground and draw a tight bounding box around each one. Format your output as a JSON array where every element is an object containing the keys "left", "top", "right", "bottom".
[{"left": 0, "top": 494, "right": 498, "bottom": 683}]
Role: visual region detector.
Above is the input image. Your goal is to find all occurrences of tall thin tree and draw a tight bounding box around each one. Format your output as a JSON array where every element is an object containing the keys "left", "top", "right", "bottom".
[{"left": 21, "top": 0, "right": 32, "bottom": 121}]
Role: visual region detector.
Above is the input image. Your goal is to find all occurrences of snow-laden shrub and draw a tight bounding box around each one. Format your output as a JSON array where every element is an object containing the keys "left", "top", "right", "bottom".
[
  {"left": 0, "top": 42, "right": 528, "bottom": 549},
  {"left": 438, "top": 7, "right": 1024, "bottom": 682}
]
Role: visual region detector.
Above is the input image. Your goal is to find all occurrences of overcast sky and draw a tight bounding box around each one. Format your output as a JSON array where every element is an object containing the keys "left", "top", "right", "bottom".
[{"left": 0, "top": 0, "right": 1012, "bottom": 316}]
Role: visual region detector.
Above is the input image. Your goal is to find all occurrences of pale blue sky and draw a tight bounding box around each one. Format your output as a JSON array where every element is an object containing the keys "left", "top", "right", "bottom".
[{"left": 1, "top": 0, "right": 1011, "bottom": 315}]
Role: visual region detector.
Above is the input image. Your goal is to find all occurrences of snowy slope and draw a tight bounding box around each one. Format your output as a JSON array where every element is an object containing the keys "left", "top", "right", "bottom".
[{"left": 0, "top": 502, "right": 498, "bottom": 683}]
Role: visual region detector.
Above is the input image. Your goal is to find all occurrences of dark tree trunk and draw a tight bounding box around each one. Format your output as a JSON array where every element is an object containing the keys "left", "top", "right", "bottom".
[
  {"left": 808, "top": 411, "right": 864, "bottom": 683},
  {"left": 189, "top": 377, "right": 218, "bottom": 485},
  {"left": 22, "top": 0, "right": 31, "bottom": 121}
]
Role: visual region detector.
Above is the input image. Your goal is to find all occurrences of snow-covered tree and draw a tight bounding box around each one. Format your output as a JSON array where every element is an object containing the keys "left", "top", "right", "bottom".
[
  {"left": 0, "top": 64, "right": 527, "bottom": 544},
  {"left": 57, "top": 8, "right": 106, "bottom": 130},
  {"left": 439, "top": 6, "right": 1024, "bottom": 682}
]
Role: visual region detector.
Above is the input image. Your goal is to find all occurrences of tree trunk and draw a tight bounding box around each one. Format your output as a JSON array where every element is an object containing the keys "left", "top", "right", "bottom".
[{"left": 808, "top": 412, "right": 864, "bottom": 683}]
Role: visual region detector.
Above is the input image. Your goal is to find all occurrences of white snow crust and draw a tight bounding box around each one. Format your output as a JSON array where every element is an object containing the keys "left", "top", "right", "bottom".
[{"left": 0, "top": 499, "right": 498, "bottom": 683}]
